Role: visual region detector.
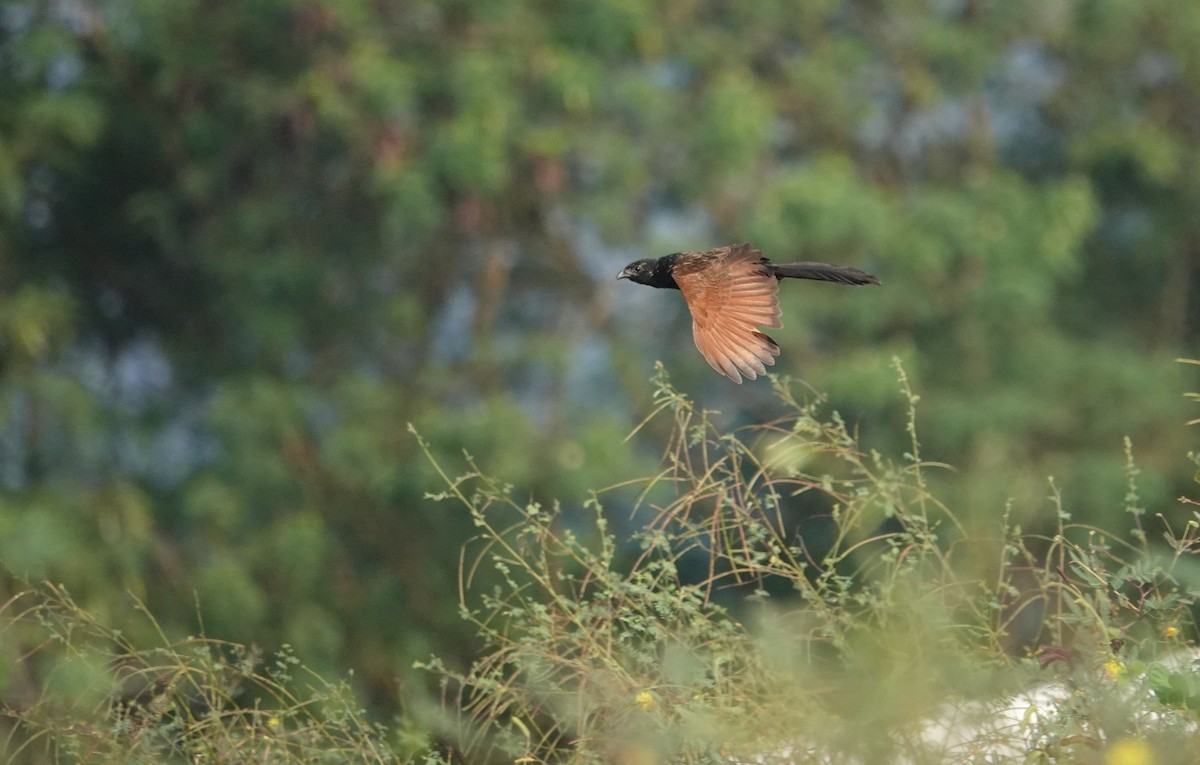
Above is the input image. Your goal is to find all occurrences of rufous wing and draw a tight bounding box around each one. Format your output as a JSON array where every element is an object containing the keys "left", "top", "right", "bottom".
[{"left": 672, "top": 244, "right": 783, "bottom": 383}]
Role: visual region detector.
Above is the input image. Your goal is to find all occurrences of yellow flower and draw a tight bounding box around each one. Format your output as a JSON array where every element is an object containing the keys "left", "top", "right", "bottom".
[
  {"left": 1105, "top": 737, "right": 1153, "bottom": 765},
  {"left": 1103, "top": 660, "right": 1124, "bottom": 680},
  {"left": 634, "top": 690, "right": 655, "bottom": 711},
  {"left": 1164, "top": 625, "right": 1179, "bottom": 638}
]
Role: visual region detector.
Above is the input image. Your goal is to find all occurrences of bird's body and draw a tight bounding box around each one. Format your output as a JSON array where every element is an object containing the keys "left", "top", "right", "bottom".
[{"left": 617, "top": 243, "right": 879, "bottom": 383}]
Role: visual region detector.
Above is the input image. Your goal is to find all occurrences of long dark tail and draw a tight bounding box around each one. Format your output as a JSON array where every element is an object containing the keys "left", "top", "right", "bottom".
[{"left": 769, "top": 261, "right": 880, "bottom": 286}]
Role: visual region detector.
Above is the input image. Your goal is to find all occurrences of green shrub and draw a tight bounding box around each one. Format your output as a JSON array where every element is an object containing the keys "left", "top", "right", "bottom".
[
  {"left": 0, "top": 584, "right": 413, "bottom": 764},
  {"left": 412, "top": 360, "right": 1200, "bottom": 764},
  {"left": 3, "top": 361, "right": 1198, "bottom": 763}
]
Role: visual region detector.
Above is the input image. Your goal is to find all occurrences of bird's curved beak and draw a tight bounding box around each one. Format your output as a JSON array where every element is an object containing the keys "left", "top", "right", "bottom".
[{"left": 616, "top": 267, "right": 633, "bottom": 280}]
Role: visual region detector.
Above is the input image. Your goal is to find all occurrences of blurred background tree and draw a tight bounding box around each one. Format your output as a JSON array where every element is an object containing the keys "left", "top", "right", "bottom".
[{"left": 0, "top": 0, "right": 1196, "bottom": 720}]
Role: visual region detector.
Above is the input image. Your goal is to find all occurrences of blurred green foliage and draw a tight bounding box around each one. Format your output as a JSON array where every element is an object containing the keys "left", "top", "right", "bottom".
[{"left": 0, "top": 0, "right": 1197, "bottom": 735}]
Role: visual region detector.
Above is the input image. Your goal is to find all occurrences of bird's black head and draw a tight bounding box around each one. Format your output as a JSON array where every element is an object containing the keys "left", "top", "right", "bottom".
[{"left": 616, "top": 254, "right": 680, "bottom": 289}]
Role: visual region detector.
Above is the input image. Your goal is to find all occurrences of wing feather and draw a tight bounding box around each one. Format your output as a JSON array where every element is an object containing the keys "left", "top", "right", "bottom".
[{"left": 672, "top": 244, "right": 783, "bottom": 383}]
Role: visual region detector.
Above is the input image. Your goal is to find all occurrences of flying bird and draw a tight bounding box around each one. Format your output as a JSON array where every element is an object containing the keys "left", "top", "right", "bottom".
[{"left": 617, "top": 243, "right": 879, "bottom": 383}]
